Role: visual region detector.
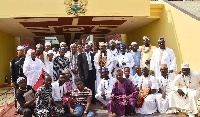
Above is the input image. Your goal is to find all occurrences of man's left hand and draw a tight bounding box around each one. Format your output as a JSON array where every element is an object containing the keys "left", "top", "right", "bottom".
[{"left": 169, "top": 70, "right": 173, "bottom": 73}]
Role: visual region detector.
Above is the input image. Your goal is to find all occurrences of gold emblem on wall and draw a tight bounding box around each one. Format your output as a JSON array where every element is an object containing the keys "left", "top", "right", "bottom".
[{"left": 64, "top": 0, "right": 88, "bottom": 16}]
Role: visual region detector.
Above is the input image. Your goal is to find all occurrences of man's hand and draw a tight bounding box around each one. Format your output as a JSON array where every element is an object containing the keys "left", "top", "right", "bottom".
[
  {"left": 56, "top": 103, "right": 63, "bottom": 109},
  {"left": 169, "top": 70, "right": 173, "bottom": 73},
  {"left": 122, "top": 62, "right": 126, "bottom": 66},
  {"left": 69, "top": 108, "right": 75, "bottom": 115},
  {"left": 177, "top": 89, "right": 185, "bottom": 97},
  {"left": 11, "top": 82, "right": 15, "bottom": 87},
  {"left": 101, "top": 93, "right": 106, "bottom": 100},
  {"left": 145, "top": 60, "right": 150, "bottom": 65},
  {"left": 162, "top": 92, "right": 166, "bottom": 99},
  {"left": 82, "top": 113, "right": 87, "bottom": 117},
  {"left": 149, "top": 70, "right": 154, "bottom": 76},
  {"left": 124, "top": 96, "right": 130, "bottom": 101},
  {"left": 110, "top": 96, "right": 114, "bottom": 100}
]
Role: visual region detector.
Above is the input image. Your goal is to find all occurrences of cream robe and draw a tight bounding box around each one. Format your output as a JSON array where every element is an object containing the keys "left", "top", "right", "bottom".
[
  {"left": 107, "top": 49, "right": 118, "bottom": 78},
  {"left": 169, "top": 71, "right": 200, "bottom": 114},
  {"left": 150, "top": 47, "right": 177, "bottom": 77}
]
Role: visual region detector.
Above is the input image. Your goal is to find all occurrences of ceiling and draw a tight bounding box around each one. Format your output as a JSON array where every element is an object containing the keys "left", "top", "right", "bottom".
[{"left": 0, "top": 16, "right": 158, "bottom": 42}]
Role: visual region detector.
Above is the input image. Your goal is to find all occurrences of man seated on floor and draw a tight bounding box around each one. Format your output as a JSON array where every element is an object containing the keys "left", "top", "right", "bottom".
[
  {"left": 133, "top": 65, "right": 142, "bottom": 89},
  {"left": 95, "top": 67, "right": 116, "bottom": 108},
  {"left": 155, "top": 64, "right": 176, "bottom": 113},
  {"left": 16, "top": 77, "right": 36, "bottom": 117},
  {"left": 107, "top": 69, "right": 138, "bottom": 116},
  {"left": 67, "top": 78, "right": 95, "bottom": 117},
  {"left": 169, "top": 63, "right": 200, "bottom": 117},
  {"left": 36, "top": 73, "right": 65, "bottom": 117},
  {"left": 52, "top": 73, "right": 69, "bottom": 114}
]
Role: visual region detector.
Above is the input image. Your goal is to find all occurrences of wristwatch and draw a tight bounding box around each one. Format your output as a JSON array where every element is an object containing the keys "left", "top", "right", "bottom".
[{"left": 84, "top": 111, "right": 88, "bottom": 114}]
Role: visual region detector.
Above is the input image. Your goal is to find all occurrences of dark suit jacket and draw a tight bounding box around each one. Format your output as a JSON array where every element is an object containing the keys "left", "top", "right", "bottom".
[{"left": 78, "top": 52, "right": 96, "bottom": 80}]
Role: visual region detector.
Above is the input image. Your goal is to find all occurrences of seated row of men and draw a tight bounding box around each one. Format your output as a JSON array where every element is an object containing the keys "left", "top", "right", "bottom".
[
  {"left": 96, "top": 63, "right": 200, "bottom": 117},
  {"left": 16, "top": 63, "right": 200, "bottom": 117}
]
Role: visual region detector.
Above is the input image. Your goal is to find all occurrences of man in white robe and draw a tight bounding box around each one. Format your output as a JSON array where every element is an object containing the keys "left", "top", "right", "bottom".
[
  {"left": 150, "top": 37, "right": 176, "bottom": 77},
  {"left": 168, "top": 63, "right": 200, "bottom": 117},
  {"left": 135, "top": 67, "right": 159, "bottom": 114},
  {"left": 117, "top": 43, "right": 135, "bottom": 75},
  {"left": 107, "top": 40, "right": 118, "bottom": 78},
  {"left": 95, "top": 67, "right": 116, "bottom": 107},
  {"left": 155, "top": 64, "right": 176, "bottom": 113},
  {"left": 45, "top": 50, "right": 54, "bottom": 82},
  {"left": 94, "top": 42, "right": 108, "bottom": 92}
]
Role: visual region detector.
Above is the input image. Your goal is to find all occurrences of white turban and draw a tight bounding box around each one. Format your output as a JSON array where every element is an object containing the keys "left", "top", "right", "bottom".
[
  {"left": 17, "top": 46, "right": 24, "bottom": 51},
  {"left": 48, "top": 50, "right": 53, "bottom": 54},
  {"left": 115, "top": 40, "right": 121, "bottom": 44},
  {"left": 60, "top": 42, "right": 66, "bottom": 47},
  {"left": 70, "top": 43, "right": 76, "bottom": 48},
  {"left": 131, "top": 42, "right": 137, "bottom": 46},
  {"left": 181, "top": 63, "right": 190, "bottom": 69},
  {"left": 109, "top": 39, "right": 116, "bottom": 45},
  {"left": 88, "top": 41, "right": 94, "bottom": 45},
  {"left": 45, "top": 42, "right": 51, "bottom": 46}
]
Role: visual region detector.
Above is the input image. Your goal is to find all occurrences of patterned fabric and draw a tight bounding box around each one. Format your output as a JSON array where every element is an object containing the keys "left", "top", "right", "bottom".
[
  {"left": 69, "top": 52, "right": 78, "bottom": 70},
  {"left": 71, "top": 87, "right": 92, "bottom": 106},
  {"left": 136, "top": 88, "right": 150, "bottom": 108},
  {"left": 53, "top": 56, "right": 70, "bottom": 81},
  {"left": 35, "top": 85, "right": 65, "bottom": 117}
]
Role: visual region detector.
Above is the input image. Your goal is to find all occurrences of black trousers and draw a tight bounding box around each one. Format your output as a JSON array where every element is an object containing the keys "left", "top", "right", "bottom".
[{"left": 84, "top": 70, "right": 96, "bottom": 104}]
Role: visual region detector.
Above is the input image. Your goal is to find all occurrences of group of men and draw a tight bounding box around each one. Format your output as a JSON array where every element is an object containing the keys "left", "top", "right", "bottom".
[{"left": 10, "top": 36, "right": 200, "bottom": 117}]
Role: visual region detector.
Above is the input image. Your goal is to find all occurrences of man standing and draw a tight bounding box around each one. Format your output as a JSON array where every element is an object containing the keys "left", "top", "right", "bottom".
[
  {"left": 107, "top": 40, "right": 118, "bottom": 78},
  {"left": 81, "top": 38, "right": 86, "bottom": 52},
  {"left": 10, "top": 45, "right": 26, "bottom": 112},
  {"left": 150, "top": 37, "right": 176, "bottom": 77},
  {"left": 140, "top": 36, "right": 156, "bottom": 68},
  {"left": 131, "top": 42, "right": 141, "bottom": 75},
  {"left": 169, "top": 63, "right": 200, "bottom": 117},
  {"left": 78, "top": 44, "right": 96, "bottom": 104},
  {"left": 117, "top": 43, "right": 135, "bottom": 75},
  {"left": 115, "top": 40, "right": 121, "bottom": 54},
  {"left": 53, "top": 48, "right": 70, "bottom": 81}
]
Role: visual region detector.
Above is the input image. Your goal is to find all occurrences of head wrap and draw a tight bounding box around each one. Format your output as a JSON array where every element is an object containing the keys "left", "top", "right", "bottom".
[
  {"left": 143, "top": 36, "right": 149, "bottom": 41},
  {"left": 23, "top": 43, "right": 29, "bottom": 48},
  {"left": 88, "top": 41, "right": 94, "bottom": 45},
  {"left": 160, "top": 64, "right": 168, "bottom": 68},
  {"left": 17, "top": 77, "right": 26, "bottom": 84},
  {"left": 31, "top": 50, "right": 36, "bottom": 54},
  {"left": 120, "top": 43, "right": 126, "bottom": 48},
  {"left": 131, "top": 42, "right": 137, "bottom": 46},
  {"left": 115, "top": 40, "right": 121, "bottom": 44},
  {"left": 102, "top": 67, "right": 108, "bottom": 72},
  {"left": 48, "top": 50, "right": 53, "bottom": 54},
  {"left": 109, "top": 39, "right": 116, "bottom": 45},
  {"left": 181, "top": 63, "right": 190, "bottom": 69},
  {"left": 158, "top": 37, "right": 165, "bottom": 42},
  {"left": 17, "top": 46, "right": 25, "bottom": 51},
  {"left": 45, "top": 42, "right": 51, "bottom": 46},
  {"left": 60, "top": 42, "right": 66, "bottom": 47}
]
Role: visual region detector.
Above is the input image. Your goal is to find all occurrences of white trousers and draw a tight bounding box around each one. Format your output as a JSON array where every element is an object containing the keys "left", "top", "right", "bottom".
[{"left": 95, "top": 94, "right": 110, "bottom": 105}]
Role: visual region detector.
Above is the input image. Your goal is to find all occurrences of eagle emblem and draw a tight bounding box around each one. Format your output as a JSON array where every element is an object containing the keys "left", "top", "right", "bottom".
[{"left": 64, "top": 0, "right": 88, "bottom": 16}]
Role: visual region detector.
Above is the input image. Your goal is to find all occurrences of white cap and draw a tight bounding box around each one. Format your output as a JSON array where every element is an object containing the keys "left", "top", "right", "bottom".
[
  {"left": 60, "top": 42, "right": 66, "bottom": 47},
  {"left": 17, "top": 46, "right": 24, "bottom": 51},
  {"left": 131, "top": 42, "right": 137, "bottom": 45},
  {"left": 88, "top": 41, "right": 94, "bottom": 45},
  {"left": 143, "top": 36, "right": 149, "bottom": 41},
  {"left": 181, "top": 63, "right": 190, "bottom": 69},
  {"left": 109, "top": 39, "right": 116, "bottom": 44},
  {"left": 48, "top": 50, "right": 54, "bottom": 54},
  {"left": 70, "top": 43, "right": 76, "bottom": 48},
  {"left": 115, "top": 40, "right": 121, "bottom": 44},
  {"left": 45, "top": 42, "right": 51, "bottom": 46}
]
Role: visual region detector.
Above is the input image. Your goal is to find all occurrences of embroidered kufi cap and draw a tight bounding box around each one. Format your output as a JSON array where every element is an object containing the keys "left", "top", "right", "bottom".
[
  {"left": 102, "top": 67, "right": 108, "bottom": 72},
  {"left": 115, "top": 40, "right": 121, "bottom": 44},
  {"left": 99, "top": 42, "right": 105, "bottom": 46},
  {"left": 158, "top": 37, "right": 165, "bottom": 42},
  {"left": 131, "top": 42, "right": 137, "bottom": 46},
  {"left": 143, "top": 36, "right": 149, "bottom": 41},
  {"left": 45, "top": 42, "right": 51, "bottom": 46},
  {"left": 48, "top": 50, "right": 53, "bottom": 54},
  {"left": 109, "top": 39, "right": 116, "bottom": 45},
  {"left": 88, "top": 41, "right": 94, "bottom": 45},
  {"left": 17, "top": 77, "right": 26, "bottom": 84},
  {"left": 181, "top": 63, "right": 190, "bottom": 69},
  {"left": 60, "top": 42, "right": 66, "bottom": 47},
  {"left": 17, "top": 46, "right": 25, "bottom": 51}
]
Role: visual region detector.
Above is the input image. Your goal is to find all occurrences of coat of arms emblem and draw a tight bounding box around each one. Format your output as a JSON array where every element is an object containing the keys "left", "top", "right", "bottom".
[{"left": 64, "top": 0, "right": 88, "bottom": 16}]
